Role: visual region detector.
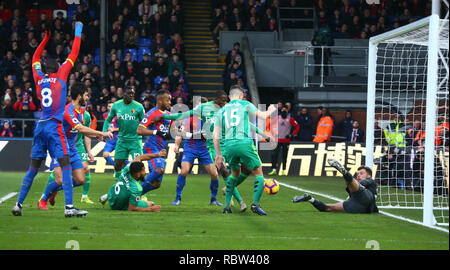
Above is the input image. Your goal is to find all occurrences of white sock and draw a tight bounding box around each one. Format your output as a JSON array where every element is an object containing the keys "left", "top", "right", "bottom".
[
  {"left": 65, "top": 204, "right": 73, "bottom": 208},
  {"left": 308, "top": 198, "right": 315, "bottom": 203}
]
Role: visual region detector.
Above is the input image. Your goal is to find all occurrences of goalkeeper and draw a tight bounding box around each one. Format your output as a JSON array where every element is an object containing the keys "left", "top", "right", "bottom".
[{"left": 293, "top": 159, "right": 379, "bottom": 214}]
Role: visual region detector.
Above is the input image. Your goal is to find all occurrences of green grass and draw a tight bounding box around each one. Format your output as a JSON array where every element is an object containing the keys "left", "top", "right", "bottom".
[{"left": 0, "top": 172, "right": 448, "bottom": 250}]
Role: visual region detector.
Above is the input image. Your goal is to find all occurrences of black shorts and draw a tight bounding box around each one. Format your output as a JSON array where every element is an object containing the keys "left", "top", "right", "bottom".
[{"left": 343, "top": 184, "right": 376, "bottom": 214}]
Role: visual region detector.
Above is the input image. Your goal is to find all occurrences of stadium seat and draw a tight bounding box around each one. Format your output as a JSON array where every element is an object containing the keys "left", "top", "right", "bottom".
[
  {"left": 0, "top": 8, "right": 12, "bottom": 21},
  {"left": 94, "top": 55, "right": 100, "bottom": 66},
  {"left": 154, "top": 77, "right": 164, "bottom": 87},
  {"left": 89, "top": 10, "right": 96, "bottom": 20},
  {"left": 95, "top": 48, "right": 100, "bottom": 56},
  {"left": 52, "top": 9, "right": 67, "bottom": 20},
  {"left": 166, "top": 38, "right": 171, "bottom": 45},
  {"left": 67, "top": 9, "right": 77, "bottom": 23},
  {"left": 40, "top": 9, "right": 53, "bottom": 22},
  {"left": 139, "top": 38, "right": 152, "bottom": 48},
  {"left": 25, "top": 8, "right": 39, "bottom": 24},
  {"left": 128, "top": 20, "right": 137, "bottom": 27},
  {"left": 123, "top": 48, "right": 138, "bottom": 61},
  {"left": 138, "top": 48, "right": 151, "bottom": 62}
]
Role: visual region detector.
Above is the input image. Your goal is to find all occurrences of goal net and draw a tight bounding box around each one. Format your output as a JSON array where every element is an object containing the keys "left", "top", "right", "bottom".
[{"left": 366, "top": 16, "right": 449, "bottom": 227}]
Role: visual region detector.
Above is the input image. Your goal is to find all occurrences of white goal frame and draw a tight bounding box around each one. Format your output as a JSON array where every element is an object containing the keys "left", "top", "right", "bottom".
[{"left": 366, "top": 2, "right": 449, "bottom": 228}]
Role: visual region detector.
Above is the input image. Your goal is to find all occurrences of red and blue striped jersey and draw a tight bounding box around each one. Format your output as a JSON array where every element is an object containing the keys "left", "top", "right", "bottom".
[
  {"left": 63, "top": 103, "right": 83, "bottom": 151},
  {"left": 31, "top": 31, "right": 80, "bottom": 122},
  {"left": 182, "top": 117, "right": 207, "bottom": 151},
  {"left": 139, "top": 107, "right": 172, "bottom": 152}
]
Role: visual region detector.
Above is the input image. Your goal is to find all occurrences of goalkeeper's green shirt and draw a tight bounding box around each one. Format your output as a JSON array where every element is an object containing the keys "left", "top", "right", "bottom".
[
  {"left": 75, "top": 110, "right": 91, "bottom": 149},
  {"left": 107, "top": 164, "right": 148, "bottom": 210},
  {"left": 102, "top": 100, "right": 145, "bottom": 141},
  {"left": 214, "top": 99, "right": 258, "bottom": 146}
]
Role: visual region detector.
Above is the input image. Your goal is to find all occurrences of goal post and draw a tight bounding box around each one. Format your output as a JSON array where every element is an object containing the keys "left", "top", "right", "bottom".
[{"left": 366, "top": 11, "right": 449, "bottom": 228}]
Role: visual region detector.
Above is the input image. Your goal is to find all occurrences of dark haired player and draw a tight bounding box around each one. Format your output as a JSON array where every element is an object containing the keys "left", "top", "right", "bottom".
[
  {"left": 12, "top": 22, "right": 85, "bottom": 217},
  {"left": 102, "top": 87, "right": 146, "bottom": 179},
  {"left": 137, "top": 90, "right": 175, "bottom": 197},
  {"left": 99, "top": 150, "right": 167, "bottom": 212},
  {"left": 37, "top": 83, "right": 113, "bottom": 215},
  {"left": 293, "top": 159, "right": 379, "bottom": 214}
]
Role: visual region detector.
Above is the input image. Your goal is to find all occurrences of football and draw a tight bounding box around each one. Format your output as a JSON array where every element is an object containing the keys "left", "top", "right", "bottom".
[{"left": 264, "top": 179, "right": 279, "bottom": 195}]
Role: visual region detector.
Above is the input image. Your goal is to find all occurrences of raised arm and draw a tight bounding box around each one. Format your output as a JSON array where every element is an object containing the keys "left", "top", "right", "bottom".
[
  {"left": 32, "top": 31, "right": 51, "bottom": 79},
  {"left": 57, "top": 22, "right": 83, "bottom": 80}
]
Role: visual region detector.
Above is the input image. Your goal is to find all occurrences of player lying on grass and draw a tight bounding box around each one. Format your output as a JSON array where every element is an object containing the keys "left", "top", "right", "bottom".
[
  {"left": 293, "top": 159, "right": 379, "bottom": 214},
  {"left": 38, "top": 83, "right": 113, "bottom": 212},
  {"left": 214, "top": 85, "right": 277, "bottom": 215},
  {"left": 99, "top": 150, "right": 167, "bottom": 212}
]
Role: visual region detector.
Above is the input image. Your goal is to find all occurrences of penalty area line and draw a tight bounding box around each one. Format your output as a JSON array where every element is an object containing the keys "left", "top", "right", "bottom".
[
  {"left": 0, "top": 192, "right": 18, "bottom": 204},
  {"left": 278, "top": 181, "right": 449, "bottom": 234}
]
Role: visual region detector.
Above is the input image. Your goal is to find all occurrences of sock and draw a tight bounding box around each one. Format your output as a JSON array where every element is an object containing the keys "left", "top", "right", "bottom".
[
  {"left": 42, "top": 180, "right": 61, "bottom": 201},
  {"left": 44, "top": 171, "right": 55, "bottom": 190},
  {"left": 253, "top": 175, "right": 265, "bottom": 205},
  {"left": 225, "top": 175, "right": 237, "bottom": 208},
  {"left": 235, "top": 173, "right": 248, "bottom": 187},
  {"left": 210, "top": 178, "right": 219, "bottom": 201},
  {"left": 114, "top": 170, "right": 121, "bottom": 179},
  {"left": 105, "top": 156, "right": 115, "bottom": 166},
  {"left": 175, "top": 174, "right": 186, "bottom": 199},
  {"left": 141, "top": 170, "right": 162, "bottom": 195},
  {"left": 61, "top": 165, "right": 73, "bottom": 206},
  {"left": 311, "top": 199, "right": 328, "bottom": 212},
  {"left": 17, "top": 166, "right": 39, "bottom": 204},
  {"left": 82, "top": 172, "right": 91, "bottom": 196},
  {"left": 223, "top": 175, "right": 243, "bottom": 202}
]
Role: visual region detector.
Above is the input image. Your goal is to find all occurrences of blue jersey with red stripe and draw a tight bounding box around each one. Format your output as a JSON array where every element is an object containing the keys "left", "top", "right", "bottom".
[
  {"left": 63, "top": 103, "right": 83, "bottom": 151},
  {"left": 139, "top": 107, "right": 172, "bottom": 152},
  {"left": 182, "top": 117, "right": 207, "bottom": 152},
  {"left": 103, "top": 111, "right": 119, "bottom": 140}
]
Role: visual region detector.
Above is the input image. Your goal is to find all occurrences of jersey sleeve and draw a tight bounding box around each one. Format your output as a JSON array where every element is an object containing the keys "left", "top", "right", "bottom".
[
  {"left": 83, "top": 111, "right": 91, "bottom": 127},
  {"left": 245, "top": 101, "right": 259, "bottom": 115},
  {"left": 57, "top": 35, "right": 81, "bottom": 81},
  {"left": 128, "top": 181, "right": 147, "bottom": 207},
  {"left": 64, "top": 108, "right": 81, "bottom": 129},
  {"left": 32, "top": 32, "right": 50, "bottom": 82},
  {"left": 139, "top": 110, "right": 156, "bottom": 129}
]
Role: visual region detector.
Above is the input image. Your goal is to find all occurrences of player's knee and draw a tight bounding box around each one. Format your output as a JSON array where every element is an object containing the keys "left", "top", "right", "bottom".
[
  {"left": 152, "top": 180, "right": 161, "bottom": 189},
  {"left": 54, "top": 172, "right": 62, "bottom": 185},
  {"left": 241, "top": 165, "right": 252, "bottom": 176},
  {"left": 30, "top": 158, "right": 43, "bottom": 169},
  {"left": 103, "top": 152, "right": 109, "bottom": 158},
  {"left": 114, "top": 160, "right": 124, "bottom": 171},
  {"left": 180, "top": 169, "right": 189, "bottom": 177}
]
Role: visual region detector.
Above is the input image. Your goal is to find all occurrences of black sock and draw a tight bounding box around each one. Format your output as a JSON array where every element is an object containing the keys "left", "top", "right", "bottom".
[{"left": 311, "top": 199, "right": 328, "bottom": 212}]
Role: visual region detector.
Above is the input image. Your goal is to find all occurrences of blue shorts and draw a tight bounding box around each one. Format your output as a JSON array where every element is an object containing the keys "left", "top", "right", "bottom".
[
  {"left": 31, "top": 119, "right": 70, "bottom": 160},
  {"left": 103, "top": 138, "right": 117, "bottom": 153},
  {"left": 182, "top": 148, "right": 213, "bottom": 165},
  {"left": 50, "top": 147, "right": 84, "bottom": 171},
  {"left": 143, "top": 147, "right": 166, "bottom": 172}
]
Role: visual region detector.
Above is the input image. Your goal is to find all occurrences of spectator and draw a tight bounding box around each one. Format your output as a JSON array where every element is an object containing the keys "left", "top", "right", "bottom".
[
  {"left": 213, "top": 21, "right": 229, "bottom": 45},
  {"left": 246, "top": 16, "right": 262, "bottom": 31},
  {"left": 168, "top": 53, "right": 184, "bottom": 76},
  {"left": 123, "top": 25, "right": 139, "bottom": 49},
  {"left": 346, "top": 120, "right": 364, "bottom": 143},
  {"left": 313, "top": 106, "right": 334, "bottom": 143},
  {"left": 267, "top": 105, "right": 300, "bottom": 176},
  {"left": 167, "top": 15, "right": 183, "bottom": 36},
  {"left": 153, "top": 47, "right": 169, "bottom": 63},
  {"left": 13, "top": 90, "right": 37, "bottom": 112},
  {"left": 294, "top": 107, "right": 314, "bottom": 141},
  {"left": 311, "top": 26, "right": 334, "bottom": 76},
  {"left": 152, "top": 57, "right": 168, "bottom": 78},
  {"left": 0, "top": 120, "right": 13, "bottom": 137},
  {"left": 172, "top": 83, "right": 187, "bottom": 104},
  {"left": 338, "top": 110, "right": 354, "bottom": 137}
]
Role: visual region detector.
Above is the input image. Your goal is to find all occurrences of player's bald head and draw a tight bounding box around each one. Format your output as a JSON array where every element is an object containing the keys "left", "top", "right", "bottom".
[{"left": 44, "top": 59, "right": 59, "bottom": 74}]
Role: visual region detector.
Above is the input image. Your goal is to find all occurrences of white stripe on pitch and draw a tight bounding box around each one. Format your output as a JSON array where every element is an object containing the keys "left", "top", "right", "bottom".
[
  {"left": 0, "top": 192, "right": 18, "bottom": 204},
  {"left": 278, "top": 181, "right": 449, "bottom": 234}
]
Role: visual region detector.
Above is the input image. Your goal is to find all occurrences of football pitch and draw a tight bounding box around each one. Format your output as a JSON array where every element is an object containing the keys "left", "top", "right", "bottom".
[{"left": 0, "top": 172, "right": 448, "bottom": 250}]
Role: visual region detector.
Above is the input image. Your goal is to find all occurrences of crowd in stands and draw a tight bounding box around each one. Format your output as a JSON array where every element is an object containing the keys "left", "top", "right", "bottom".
[
  {"left": 0, "top": 0, "right": 188, "bottom": 136},
  {"left": 315, "top": 0, "right": 433, "bottom": 39}
]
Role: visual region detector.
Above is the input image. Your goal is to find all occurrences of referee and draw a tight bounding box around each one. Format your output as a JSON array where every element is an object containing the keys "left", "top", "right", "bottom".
[{"left": 293, "top": 159, "right": 379, "bottom": 214}]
